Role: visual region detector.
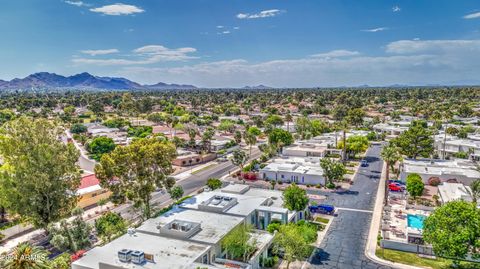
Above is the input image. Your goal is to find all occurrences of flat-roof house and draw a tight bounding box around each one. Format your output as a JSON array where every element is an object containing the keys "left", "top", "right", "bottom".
[
  {"left": 72, "top": 184, "right": 287, "bottom": 269},
  {"left": 437, "top": 182, "right": 473, "bottom": 204},
  {"left": 71, "top": 230, "right": 212, "bottom": 269},
  {"left": 399, "top": 159, "right": 480, "bottom": 186},
  {"left": 259, "top": 162, "right": 325, "bottom": 185}
]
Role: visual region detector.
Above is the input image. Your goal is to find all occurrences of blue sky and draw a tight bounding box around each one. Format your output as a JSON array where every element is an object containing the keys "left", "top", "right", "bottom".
[{"left": 1, "top": 0, "right": 480, "bottom": 87}]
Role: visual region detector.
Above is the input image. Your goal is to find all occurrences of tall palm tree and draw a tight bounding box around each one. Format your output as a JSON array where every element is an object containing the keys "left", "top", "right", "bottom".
[
  {"left": 285, "top": 113, "right": 293, "bottom": 132},
  {"left": 381, "top": 144, "right": 402, "bottom": 205},
  {"left": 3, "top": 243, "right": 50, "bottom": 269},
  {"left": 441, "top": 111, "right": 453, "bottom": 160}
]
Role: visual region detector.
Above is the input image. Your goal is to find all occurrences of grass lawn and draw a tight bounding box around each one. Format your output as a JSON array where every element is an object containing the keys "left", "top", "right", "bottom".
[
  {"left": 376, "top": 248, "right": 480, "bottom": 269},
  {"left": 314, "top": 216, "right": 330, "bottom": 224},
  {"left": 191, "top": 163, "right": 216, "bottom": 175}
]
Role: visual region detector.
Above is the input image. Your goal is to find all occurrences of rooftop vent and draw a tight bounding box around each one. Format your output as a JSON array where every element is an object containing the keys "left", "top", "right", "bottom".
[
  {"left": 131, "top": 250, "right": 145, "bottom": 265},
  {"left": 118, "top": 249, "right": 132, "bottom": 263}
]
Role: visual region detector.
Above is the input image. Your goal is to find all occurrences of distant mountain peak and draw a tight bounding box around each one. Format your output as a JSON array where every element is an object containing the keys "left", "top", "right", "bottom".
[
  {"left": 0, "top": 72, "right": 197, "bottom": 90},
  {"left": 242, "top": 84, "right": 273, "bottom": 90}
]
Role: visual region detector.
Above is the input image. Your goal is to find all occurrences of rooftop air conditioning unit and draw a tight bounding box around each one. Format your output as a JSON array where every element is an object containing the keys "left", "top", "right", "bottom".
[
  {"left": 118, "top": 249, "right": 132, "bottom": 263},
  {"left": 131, "top": 250, "right": 145, "bottom": 265}
]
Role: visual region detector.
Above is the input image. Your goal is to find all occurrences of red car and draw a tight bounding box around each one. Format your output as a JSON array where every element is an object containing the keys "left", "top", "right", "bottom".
[{"left": 388, "top": 184, "right": 403, "bottom": 192}]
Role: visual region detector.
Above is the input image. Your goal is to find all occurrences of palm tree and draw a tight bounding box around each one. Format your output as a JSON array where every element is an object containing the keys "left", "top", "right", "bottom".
[
  {"left": 441, "top": 111, "right": 453, "bottom": 160},
  {"left": 468, "top": 179, "right": 480, "bottom": 205},
  {"left": 3, "top": 243, "right": 49, "bottom": 269},
  {"left": 285, "top": 113, "right": 293, "bottom": 132},
  {"left": 243, "top": 131, "right": 257, "bottom": 156},
  {"left": 381, "top": 144, "right": 402, "bottom": 205}
]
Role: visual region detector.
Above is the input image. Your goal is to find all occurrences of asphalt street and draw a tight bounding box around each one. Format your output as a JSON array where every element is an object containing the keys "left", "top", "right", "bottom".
[{"left": 308, "top": 143, "right": 392, "bottom": 269}]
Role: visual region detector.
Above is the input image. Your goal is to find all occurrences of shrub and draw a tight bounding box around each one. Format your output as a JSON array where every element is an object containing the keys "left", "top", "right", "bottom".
[
  {"left": 326, "top": 182, "right": 336, "bottom": 189},
  {"left": 428, "top": 177, "right": 441, "bottom": 186},
  {"left": 242, "top": 172, "right": 257, "bottom": 181}
]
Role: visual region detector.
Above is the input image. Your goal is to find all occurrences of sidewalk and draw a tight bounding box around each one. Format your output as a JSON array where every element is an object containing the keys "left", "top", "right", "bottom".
[{"left": 364, "top": 161, "right": 422, "bottom": 269}]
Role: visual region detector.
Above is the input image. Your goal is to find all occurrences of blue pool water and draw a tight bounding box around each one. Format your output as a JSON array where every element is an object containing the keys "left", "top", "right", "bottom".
[{"left": 407, "top": 214, "right": 426, "bottom": 229}]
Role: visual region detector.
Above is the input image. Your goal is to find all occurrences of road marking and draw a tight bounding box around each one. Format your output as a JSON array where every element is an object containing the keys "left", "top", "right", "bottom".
[{"left": 336, "top": 207, "right": 373, "bottom": 213}]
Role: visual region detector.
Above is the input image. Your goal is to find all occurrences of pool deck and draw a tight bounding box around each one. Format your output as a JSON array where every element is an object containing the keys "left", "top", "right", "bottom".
[{"left": 381, "top": 194, "right": 429, "bottom": 243}]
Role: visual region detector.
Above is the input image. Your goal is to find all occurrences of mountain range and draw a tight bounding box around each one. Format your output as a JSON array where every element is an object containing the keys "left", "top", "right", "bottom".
[{"left": 0, "top": 72, "right": 197, "bottom": 90}]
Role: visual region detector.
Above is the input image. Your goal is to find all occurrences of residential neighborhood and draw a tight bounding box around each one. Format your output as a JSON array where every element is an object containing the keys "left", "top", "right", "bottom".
[{"left": 1, "top": 1, "right": 480, "bottom": 269}]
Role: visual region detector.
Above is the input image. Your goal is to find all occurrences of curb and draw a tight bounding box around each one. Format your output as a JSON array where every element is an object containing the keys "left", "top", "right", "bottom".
[{"left": 364, "top": 161, "right": 422, "bottom": 269}]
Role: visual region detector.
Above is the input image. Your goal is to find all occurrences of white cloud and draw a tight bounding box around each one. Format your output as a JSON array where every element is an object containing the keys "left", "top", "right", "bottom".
[
  {"left": 80, "top": 49, "right": 119, "bottom": 56},
  {"left": 115, "top": 39, "right": 480, "bottom": 88},
  {"left": 216, "top": 25, "right": 224, "bottom": 29},
  {"left": 73, "top": 45, "right": 197, "bottom": 65},
  {"left": 463, "top": 12, "right": 480, "bottom": 19},
  {"left": 386, "top": 39, "right": 480, "bottom": 54},
  {"left": 218, "top": 31, "right": 231, "bottom": 35},
  {"left": 392, "top": 6, "right": 401, "bottom": 12},
  {"left": 362, "top": 27, "right": 388, "bottom": 32},
  {"left": 64, "top": 1, "right": 89, "bottom": 7},
  {"left": 90, "top": 3, "right": 144, "bottom": 16},
  {"left": 237, "top": 9, "right": 284, "bottom": 19},
  {"left": 233, "top": 26, "right": 240, "bottom": 30},
  {"left": 311, "top": 50, "right": 360, "bottom": 58}
]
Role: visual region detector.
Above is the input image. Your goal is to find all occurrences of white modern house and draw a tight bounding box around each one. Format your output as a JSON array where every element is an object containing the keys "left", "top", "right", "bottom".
[
  {"left": 399, "top": 158, "right": 480, "bottom": 186},
  {"left": 72, "top": 184, "right": 300, "bottom": 269},
  {"left": 437, "top": 182, "right": 473, "bottom": 204},
  {"left": 259, "top": 157, "right": 325, "bottom": 185}
]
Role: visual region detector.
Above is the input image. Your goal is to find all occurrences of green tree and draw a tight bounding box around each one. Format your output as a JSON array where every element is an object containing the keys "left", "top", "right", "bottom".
[
  {"left": 282, "top": 184, "right": 309, "bottom": 211},
  {"left": 95, "top": 137, "right": 177, "bottom": 219},
  {"left": 393, "top": 120, "right": 433, "bottom": 159},
  {"left": 0, "top": 109, "right": 15, "bottom": 125},
  {"left": 2, "top": 243, "right": 49, "bottom": 269},
  {"left": 244, "top": 130, "right": 257, "bottom": 156},
  {"left": 346, "top": 108, "right": 365, "bottom": 127},
  {"left": 86, "top": 136, "right": 116, "bottom": 161},
  {"left": 48, "top": 208, "right": 92, "bottom": 252},
  {"left": 206, "top": 178, "right": 223, "bottom": 190},
  {"left": 381, "top": 144, "right": 403, "bottom": 205},
  {"left": 169, "top": 185, "right": 184, "bottom": 202},
  {"left": 50, "top": 253, "right": 71, "bottom": 269},
  {"left": 265, "top": 114, "right": 284, "bottom": 127},
  {"left": 218, "top": 120, "right": 235, "bottom": 133},
  {"left": 273, "top": 224, "right": 312, "bottom": 269},
  {"left": 70, "top": 123, "right": 87, "bottom": 134},
  {"left": 234, "top": 130, "right": 242, "bottom": 144},
  {"left": 423, "top": 201, "right": 480, "bottom": 262},
  {"left": 201, "top": 127, "right": 215, "bottom": 152},
  {"left": 95, "top": 211, "right": 127, "bottom": 242},
  {"left": 222, "top": 224, "right": 255, "bottom": 262},
  {"left": 0, "top": 117, "right": 80, "bottom": 229},
  {"left": 406, "top": 173, "right": 424, "bottom": 198},
  {"left": 231, "top": 149, "right": 249, "bottom": 173},
  {"left": 320, "top": 158, "right": 346, "bottom": 188},
  {"left": 268, "top": 128, "right": 294, "bottom": 148},
  {"left": 340, "top": 135, "right": 369, "bottom": 158}
]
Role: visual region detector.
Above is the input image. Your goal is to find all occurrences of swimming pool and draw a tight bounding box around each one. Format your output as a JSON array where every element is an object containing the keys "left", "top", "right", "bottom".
[{"left": 407, "top": 214, "right": 426, "bottom": 229}]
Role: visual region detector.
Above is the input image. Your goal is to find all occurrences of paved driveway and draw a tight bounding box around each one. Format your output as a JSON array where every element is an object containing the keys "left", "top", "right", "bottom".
[{"left": 307, "top": 144, "right": 392, "bottom": 269}]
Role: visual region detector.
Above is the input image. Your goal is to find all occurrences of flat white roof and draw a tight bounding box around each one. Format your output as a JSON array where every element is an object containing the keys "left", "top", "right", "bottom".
[
  {"left": 138, "top": 208, "right": 244, "bottom": 245},
  {"left": 438, "top": 183, "right": 472, "bottom": 203},
  {"left": 403, "top": 159, "right": 480, "bottom": 179},
  {"left": 181, "top": 191, "right": 267, "bottom": 217},
  {"left": 72, "top": 231, "right": 210, "bottom": 269},
  {"left": 260, "top": 162, "right": 324, "bottom": 176}
]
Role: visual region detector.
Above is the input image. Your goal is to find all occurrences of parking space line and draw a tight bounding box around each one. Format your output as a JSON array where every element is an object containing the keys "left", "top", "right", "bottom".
[{"left": 336, "top": 207, "right": 373, "bottom": 213}]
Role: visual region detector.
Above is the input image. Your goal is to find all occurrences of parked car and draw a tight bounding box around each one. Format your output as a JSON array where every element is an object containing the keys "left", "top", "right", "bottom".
[
  {"left": 388, "top": 184, "right": 403, "bottom": 192},
  {"left": 360, "top": 160, "right": 368, "bottom": 167},
  {"left": 217, "top": 157, "right": 228, "bottom": 162},
  {"left": 309, "top": 204, "right": 335, "bottom": 215}
]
